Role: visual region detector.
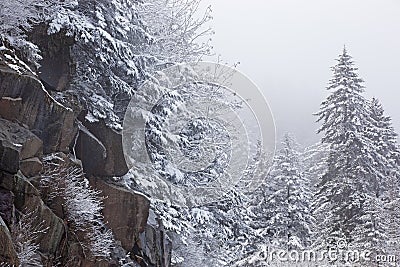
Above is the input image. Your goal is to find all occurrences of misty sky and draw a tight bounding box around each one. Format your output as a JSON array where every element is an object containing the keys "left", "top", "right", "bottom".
[{"left": 201, "top": 0, "right": 400, "bottom": 146}]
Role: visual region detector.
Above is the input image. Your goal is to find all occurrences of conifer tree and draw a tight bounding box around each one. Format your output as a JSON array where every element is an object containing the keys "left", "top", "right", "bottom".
[
  {"left": 302, "top": 142, "right": 329, "bottom": 193},
  {"left": 368, "top": 98, "right": 400, "bottom": 257},
  {"left": 369, "top": 98, "right": 400, "bottom": 195},
  {"left": 314, "top": 48, "right": 385, "bottom": 255},
  {"left": 251, "top": 134, "right": 314, "bottom": 250}
]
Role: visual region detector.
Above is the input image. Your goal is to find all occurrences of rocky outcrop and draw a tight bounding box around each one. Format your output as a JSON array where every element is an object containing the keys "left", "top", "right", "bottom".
[
  {"left": 31, "top": 25, "right": 74, "bottom": 93},
  {"left": 20, "top": 157, "right": 43, "bottom": 177},
  {"left": 0, "top": 118, "right": 43, "bottom": 174},
  {"left": 0, "top": 96, "right": 22, "bottom": 122},
  {"left": 0, "top": 26, "right": 171, "bottom": 267},
  {"left": 0, "top": 215, "right": 19, "bottom": 266},
  {"left": 0, "top": 112, "right": 65, "bottom": 265},
  {"left": 0, "top": 187, "right": 14, "bottom": 227},
  {"left": 139, "top": 210, "right": 172, "bottom": 267},
  {"left": 88, "top": 177, "right": 150, "bottom": 251},
  {"left": 0, "top": 139, "right": 20, "bottom": 174},
  {"left": 76, "top": 117, "right": 128, "bottom": 177},
  {"left": 0, "top": 171, "right": 65, "bottom": 262},
  {"left": 0, "top": 48, "right": 76, "bottom": 153},
  {"left": 0, "top": 78, "right": 171, "bottom": 267}
]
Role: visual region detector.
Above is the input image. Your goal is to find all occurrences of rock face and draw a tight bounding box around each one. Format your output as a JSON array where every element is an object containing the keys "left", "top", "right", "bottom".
[
  {"left": 0, "top": 97, "right": 22, "bottom": 122},
  {"left": 20, "top": 157, "right": 43, "bottom": 177},
  {"left": 75, "top": 117, "right": 128, "bottom": 177},
  {"left": 140, "top": 210, "right": 172, "bottom": 267},
  {"left": 0, "top": 23, "right": 171, "bottom": 267},
  {"left": 32, "top": 25, "right": 74, "bottom": 93},
  {"left": 0, "top": 171, "right": 66, "bottom": 262},
  {"left": 0, "top": 118, "right": 43, "bottom": 174},
  {"left": 0, "top": 215, "right": 19, "bottom": 266},
  {"left": 88, "top": 177, "right": 150, "bottom": 251},
  {"left": 0, "top": 187, "right": 14, "bottom": 227},
  {"left": 0, "top": 139, "right": 20, "bottom": 174},
  {"left": 0, "top": 119, "right": 43, "bottom": 157},
  {"left": 0, "top": 118, "right": 43, "bottom": 162},
  {"left": 0, "top": 49, "right": 76, "bottom": 153}
]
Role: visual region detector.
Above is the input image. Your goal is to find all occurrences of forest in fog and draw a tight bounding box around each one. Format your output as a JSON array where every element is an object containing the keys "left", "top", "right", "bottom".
[{"left": 0, "top": 0, "right": 399, "bottom": 266}]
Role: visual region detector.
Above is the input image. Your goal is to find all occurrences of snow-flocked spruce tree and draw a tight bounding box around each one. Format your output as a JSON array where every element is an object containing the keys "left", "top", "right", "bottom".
[
  {"left": 236, "top": 134, "right": 315, "bottom": 266},
  {"left": 47, "top": 0, "right": 154, "bottom": 129},
  {"left": 195, "top": 189, "right": 256, "bottom": 267},
  {"left": 369, "top": 98, "right": 400, "bottom": 197},
  {"left": 250, "top": 134, "right": 314, "bottom": 250},
  {"left": 302, "top": 141, "right": 329, "bottom": 194},
  {"left": 314, "top": 47, "right": 388, "bottom": 256},
  {"left": 368, "top": 98, "right": 400, "bottom": 258}
]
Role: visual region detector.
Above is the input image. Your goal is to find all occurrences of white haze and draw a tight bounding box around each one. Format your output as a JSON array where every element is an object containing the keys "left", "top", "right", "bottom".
[{"left": 201, "top": 0, "right": 400, "bottom": 145}]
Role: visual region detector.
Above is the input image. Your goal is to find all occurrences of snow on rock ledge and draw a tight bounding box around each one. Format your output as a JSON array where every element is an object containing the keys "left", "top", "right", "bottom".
[{"left": 0, "top": 48, "right": 76, "bottom": 153}]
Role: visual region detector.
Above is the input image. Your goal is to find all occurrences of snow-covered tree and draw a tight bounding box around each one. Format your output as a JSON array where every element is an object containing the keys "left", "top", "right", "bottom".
[
  {"left": 383, "top": 196, "right": 400, "bottom": 264},
  {"left": 150, "top": 200, "right": 201, "bottom": 266},
  {"left": 0, "top": 0, "right": 72, "bottom": 67},
  {"left": 152, "top": 187, "right": 255, "bottom": 267},
  {"left": 250, "top": 134, "right": 315, "bottom": 250},
  {"left": 236, "top": 134, "right": 315, "bottom": 267},
  {"left": 368, "top": 98, "right": 400, "bottom": 258},
  {"left": 183, "top": 188, "right": 255, "bottom": 267},
  {"left": 47, "top": 0, "right": 154, "bottom": 129},
  {"left": 137, "top": 0, "right": 213, "bottom": 63},
  {"left": 302, "top": 142, "right": 330, "bottom": 246},
  {"left": 170, "top": 230, "right": 206, "bottom": 267},
  {"left": 369, "top": 98, "right": 400, "bottom": 197},
  {"left": 313, "top": 47, "right": 387, "bottom": 256},
  {"left": 302, "top": 142, "right": 329, "bottom": 193}
]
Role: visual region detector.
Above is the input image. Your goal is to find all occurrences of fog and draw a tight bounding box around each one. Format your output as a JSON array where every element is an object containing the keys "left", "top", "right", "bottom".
[{"left": 202, "top": 0, "right": 400, "bottom": 146}]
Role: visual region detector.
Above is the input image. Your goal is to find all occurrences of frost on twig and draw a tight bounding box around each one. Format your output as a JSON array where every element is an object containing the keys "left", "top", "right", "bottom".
[
  {"left": 40, "top": 156, "right": 114, "bottom": 259},
  {"left": 10, "top": 209, "right": 48, "bottom": 267}
]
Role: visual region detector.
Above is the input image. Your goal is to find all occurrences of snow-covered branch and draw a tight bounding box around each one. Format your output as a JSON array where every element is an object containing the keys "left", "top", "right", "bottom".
[
  {"left": 10, "top": 209, "right": 47, "bottom": 266},
  {"left": 40, "top": 157, "right": 114, "bottom": 259}
]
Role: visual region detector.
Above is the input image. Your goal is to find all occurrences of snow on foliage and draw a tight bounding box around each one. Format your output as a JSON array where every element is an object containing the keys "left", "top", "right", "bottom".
[
  {"left": 0, "top": 1, "right": 82, "bottom": 68},
  {"left": 6, "top": 0, "right": 400, "bottom": 265},
  {"left": 314, "top": 47, "right": 400, "bottom": 259},
  {"left": 0, "top": 0, "right": 46, "bottom": 67},
  {"left": 40, "top": 155, "right": 114, "bottom": 259},
  {"left": 243, "top": 133, "right": 315, "bottom": 266},
  {"left": 137, "top": 0, "right": 213, "bottom": 63},
  {"left": 48, "top": 0, "right": 153, "bottom": 129},
  {"left": 0, "top": 0, "right": 213, "bottom": 129},
  {"left": 151, "top": 200, "right": 192, "bottom": 237},
  {"left": 10, "top": 209, "right": 47, "bottom": 267}
]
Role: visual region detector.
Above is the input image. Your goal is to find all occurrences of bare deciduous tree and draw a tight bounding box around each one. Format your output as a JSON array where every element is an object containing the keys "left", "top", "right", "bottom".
[
  {"left": 137, "top": 0, "right": 213, "bottom": 63},
  {"left": 10, "top": 209, "right": 47, "bottom": 266},
  {"left": 40, "top": 156, "right": 114, "bottom": 259}
]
